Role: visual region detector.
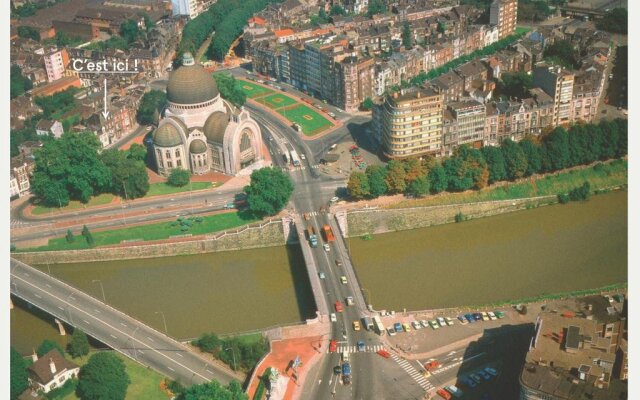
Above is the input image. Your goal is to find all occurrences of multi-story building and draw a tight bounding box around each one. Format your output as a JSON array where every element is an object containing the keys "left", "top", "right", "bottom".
[
  {"left": 533, "top": 65, "right": 574, "bottom": 126},
  {"left": 442, "top": 100, "right": 485, "bottom": 154},
  {"left": 379, "top": 87, "right": 444, "bottom": 159},
  {"left": 519, "top": 295, "right": 627, "bottom": 399},
  {"left": 571, "top": 66, "right": 604, "bottom": 123},
  {"left": 172, "top": 0, "right": 198, "bottom": 18},
  {"left": 338, "top": 56, "right": 375, "bottom": 112},
  {"left": 43, "top": 47, "right": 69, "bottom": 82},
  {"left": 10, "top": 155, "right": 35, "bottom": 199},
  {"left": 490, "top": 0, "right": 517, "bottom": 40}
]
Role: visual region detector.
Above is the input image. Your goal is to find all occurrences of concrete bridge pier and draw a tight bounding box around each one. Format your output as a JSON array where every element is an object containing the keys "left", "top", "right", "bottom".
[{"left": 54, "top": 318, "right": 66, "bottom": 336}]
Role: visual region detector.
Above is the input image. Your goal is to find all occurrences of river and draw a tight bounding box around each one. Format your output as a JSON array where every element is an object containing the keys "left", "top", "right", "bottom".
[{"left": 351, "top": 191, "right": 627, "bottom": 311}]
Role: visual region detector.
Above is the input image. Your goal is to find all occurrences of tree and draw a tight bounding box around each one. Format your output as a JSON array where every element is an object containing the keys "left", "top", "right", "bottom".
[
  {"left": 499, "top": 72, "right": 533, "bottom": 99},
  {"left": 445, "top": 146, "right": 488, "bottom": 191},
  {"left": 406, "top": 176, "right": 430, "bottom": 197},
  {"left": 544, "top": 39, "right": 578, "bottom": 69},
  {"left": 120, "top": 19, "right": 141, "bottom": 44},
  {"left": 481, "top": 146, "right": 507, "bottom": 184},
  {"left": 347, "top": 172, "right": 370, "bottom": 199},
  {"left": 329, "top": 5, "right": 346, "bottom": 16},
  {"left": 367, "top": 0, "right": 385, "bottom": 16},
  {"left": 10, "top": 65, "right": 33, "bottom": 99},
  {"left": 30, "top": 132, "right": 112, "bottom": 205},
  {"left": 11, "top": 346, "right": 28, "bottom": 400},
  {"left": 428, "top": 165, "right": 447, "bottom": 194},
  {"left": 213, "top": 73, "right": 247, "bottom": 108},
  {"left": 597, "top": 8, "right": 627, "bottom": 34},
  {"left": 519, "top": 138, "right": 542, "bottom": 176},
  {"left": 385, "top": 160, "right": 407, "bottom": 193},
  {"left": 167, "top": 168, "right": 191, "bottom": 187},
  {"left": 17, "top": 25, "right": 40, "bottom": 41},
  {"left": 68, "top": 329, "right": 90, "bottom": 358},
  {"left": 402, "top": 22, "right": 413, "bottom": 50},
  {"left": 127, "top": 143, "right": 147, "bottom": 162},
  {"left": 37, "top": 339, "right": 65, "bottom": 357},
  {"left": 361, "top": 97, "right": 374, "bottom": 111},
  {"left": 176, "top": 380, "right": 248, "bottom": 400},
  {"left": 77, "top": 352, "right": 130, "bottom": 400},
  {"left": 101, "top": 149, "right": 150, "bottom": 199},
  {"left": 81, "top": 225, "right": 95, "bottom": 247},
  {"left": 66, "top": 229, "right": 75, "bottom": 243},
  {"left": 402, "top": 157, "right": 426, "bottom": 183},
  {"left": 542, "top": 127, "right": 570, "bottom": 171},
  {"left": 501, "top": 138, "right": 528, "bottom": 180},
  {"left": 136, "top": 90, "right": 167, "bottom": 125},
  {"left": 244, "top": 167, "right": 294, "bottom": 216},
  {"left": 365, "top": 165, "right": 387, "bottom": 198}
]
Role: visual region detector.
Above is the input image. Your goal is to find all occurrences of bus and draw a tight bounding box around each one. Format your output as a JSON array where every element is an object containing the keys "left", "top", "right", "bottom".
[
  {"left": 373, "top": 316, "right": 385, "bottom": 335},
  {"left": 289, "top": 150, "right": 301, "bottom": 167}
]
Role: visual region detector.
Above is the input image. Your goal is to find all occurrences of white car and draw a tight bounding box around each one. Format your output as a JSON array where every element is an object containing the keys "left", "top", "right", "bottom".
[
  {"left": 437, "top": 317, "right": 447, "bottom": 327},
  {"left": 445, "top": 317, "right": 455, "bottom": 326},
  {"left": 412, "top": 321, "right": 422, "bottom": 330},
  {"left": 300, "top": 153, "right": 306, "bottom": 160},
  {"left": 319, "top": 272, "right": 326, "bottom": 279},
  {"left": 330, "top": 196, "right": 340, "bottom": 203},
  {"left": 323, "top": 243, "right": 330, "bottom": 252},
  {"left": 340, "top": 276, "right": 348, "bottom": 284},
  {"left": 488, "top": 311, "right": 497, "bottom": 320},
  {"left": 387, "top": 327, "right": 396, "bottom": 336},
  {"left": 420, "top": 319, "right": 430, "bottom": 328},
  {"left": 330, "top": 313, "right": 337, "bottom": 322}
]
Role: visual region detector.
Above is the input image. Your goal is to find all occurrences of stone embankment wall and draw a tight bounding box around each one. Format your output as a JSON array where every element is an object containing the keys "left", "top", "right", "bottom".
[
  {"left": 346, "top": 196, "right": 556, "bottom": 237},
  {"left": 13, "top": 220, "right": 286, "bottom": 264}
]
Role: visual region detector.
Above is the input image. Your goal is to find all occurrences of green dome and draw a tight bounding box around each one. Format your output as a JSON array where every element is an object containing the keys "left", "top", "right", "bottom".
[
  {"left": 189, "top": 139, "right": 207, "bottom": 154},
  {"left": 203, "top": 111, "right": 229, "bottom": 144},
  {"left": 166, "top": 63, "right": 219, "bottom": 105},
  {"left": 153, "top": 123, "right": 183, "bottom": 147}
]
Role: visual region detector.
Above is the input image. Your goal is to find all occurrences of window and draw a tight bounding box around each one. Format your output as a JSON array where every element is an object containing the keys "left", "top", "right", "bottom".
[
  {"left": 177, "top": 159, "right": 182, "bottom": 167},
  {"left": 240, "top": 130, "right": 252, "bottom": 152},
  {"left": 167, "top": 161, "right": 173, "bottom": 168},
  {"left": 165, "top": 150, "right": 171, "bottom": 159},
  {"left": 175, "top": 149, "right": 181, "bottom": 158}
]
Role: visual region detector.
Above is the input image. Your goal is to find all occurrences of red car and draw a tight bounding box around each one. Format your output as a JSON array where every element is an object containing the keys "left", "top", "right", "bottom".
[
  {"left": 329, "top": 340, "right": 337, "bottom": 353},
  {"left": 436, "top": 388, "right": 452, "bottom": 400},
  {"left": 376, "top": 350, "right": 391, "bottom": 359},
  {"left": 425, "top": 360, "right": 441, "bottom": 371},
  {"left": 335, "top": 300, "right": 343, "bottom": 312}
]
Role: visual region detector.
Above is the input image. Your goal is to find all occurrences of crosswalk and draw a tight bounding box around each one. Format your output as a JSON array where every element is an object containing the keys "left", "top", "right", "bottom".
[
  {"left": 10, "top": 219, "right": 30, "bottom": 228},
  {"left": 328, "top": 344, "right": 385, "bottom": 354},
  {"left": 391, "top": 354, "right": 434, "bottom": 392},
  {"left": 303, "top": 211, "right": 319, "bottom": 218},
  {"left": 282, "top": 165, "right": 321, "bottom": 172}
]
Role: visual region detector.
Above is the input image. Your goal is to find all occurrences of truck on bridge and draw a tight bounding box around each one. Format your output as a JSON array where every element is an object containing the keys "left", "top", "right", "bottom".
[
  {"left": 322, "top": 225, "right": 335, "bottom": 242},
  {"left": 306, "top": 225, "right": 318, "bottom": 248}
]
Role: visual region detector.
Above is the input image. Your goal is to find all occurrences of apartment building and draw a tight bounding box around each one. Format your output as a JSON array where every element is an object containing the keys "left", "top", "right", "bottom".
[
  {"left": 490, "top": 0, "right": 517, "bottom": 40},
  {"left": 379, "top": 87, "right": 444, "bottom": 159},
  {"left": 43, "top": 47, "right": 69, "bottom": 82},
  {"left": 533, "top": 65, "right": 574, "bottom": 126},
  {"left": 338, "top": 56, "right": 375, "bottom": 112},
  {"left": 442, "top": 100, "right": 486, "bottom": 155}
]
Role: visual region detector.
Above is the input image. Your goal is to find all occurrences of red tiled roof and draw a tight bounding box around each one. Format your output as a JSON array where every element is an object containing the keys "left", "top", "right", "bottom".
[{"left": 274, "top": 29, "right": 295, "bottom": 38}]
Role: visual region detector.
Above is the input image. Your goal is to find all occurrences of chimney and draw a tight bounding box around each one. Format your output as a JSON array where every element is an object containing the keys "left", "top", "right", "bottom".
[
  {"left": 49, "top": 358, "right": 57, "bottom": 374},
  {"left": 31, "top": 349, "right": 38, "bottom": 363}
]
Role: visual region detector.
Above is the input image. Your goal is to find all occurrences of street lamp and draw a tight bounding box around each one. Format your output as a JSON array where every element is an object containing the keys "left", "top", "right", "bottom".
[
  {"left": 155, "top": 311, "right": 168, "bottom": 334},
  {"left": 92, "top": 280, "right": 106, "bottom": 303},
  {"left": 224, "top": 347, "right": 237, "bottom": 371}
]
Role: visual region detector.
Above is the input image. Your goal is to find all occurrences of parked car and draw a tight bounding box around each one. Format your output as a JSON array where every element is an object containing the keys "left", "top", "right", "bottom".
[
  {"left": 323, "top": 243, "right": 331, "bottom": 252},
  {"left": 481, "top": 312, "right": 490, "bottom": 321},
  {"left": 319, "top": 272, "right": 326, "bottom": 279},
  {"left": 429, "top": 320, "right": 440, "bottom": 329},
  {"left": 473, "top": 313, "right": 482, "bottom": 321},
  {"left": 436, "top": 388, "right": 452, "bottom": 400},
  {"left": 330, "top": 196, "right": 340, "bottom": 203},
  {"left": 412, "top": 321, "right": 422, "bottom": 330},
  {"left": 479, "top": 370, "right": 492, "bottom": 381},
  {"left": 437, "top": 317, "right": 447, "bottom": 327},
  {"left": 495, "top": 311, "right": 505, "bottom": 319},
  {"left": 485, "top": 367, "right": 498, "bottom": 376},
  {"left": 462, "top": 377, "right": 477, "bottom": 388},
  {"left": 445, "top": 317, "right": 455, "bottom": 326},
  {"left": 488, "top": 311, "right": 497, "bottom": 320},
  {"left": 402, "top": 323, "right": 411, "bottom": 332},
  {"left": 387, "top": 327, "right": 396, "bottom": 336},
  {"left": 300, "top": 153, "right": 306, "bottom": 160},
  {"left": 394, "top": 322, "right": 403, "bottom": 332},
  {"left": 470, "top": 373, "right": 482, "bottom": 384},
  {"left": 464, "top": 314, "right": 475, "bottom": 323},
  {"left": 335, "top": 260, "right": 343, "bottom": 267},
  {"left": 421, "top": 319, "right": 430, "bottom": 328},
  {"left": 458, "top": 315, "right": 468, "bottom": 325},
  {"left": 357, "top": 340, "right": 365, "bottom": 352},
  {"left": 353, "top": 321, "right": 361, "bottom": 331},
  {"left": 333, "top": 365, "right": 341, "bottom": 374},
  {"left": 330, "top": 313, "right": 337, "bottom": 322}
]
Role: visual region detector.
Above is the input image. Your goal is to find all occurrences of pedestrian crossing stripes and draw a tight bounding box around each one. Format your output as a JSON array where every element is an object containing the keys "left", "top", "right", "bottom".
[
  {"left": 327, "top": 344, "right": 385, "bottom": 354},
  {"left": 391, "top": 354, "right": 434, "bottom": 392},
  {"left": 303, "top": 211, "right": 319, "bottom": 217},
  {"left": 282, "top": 165, "right": 321, "bottom": 172},
  {"left": 10, "top": 219, "right": 29, "bottom": 228}
]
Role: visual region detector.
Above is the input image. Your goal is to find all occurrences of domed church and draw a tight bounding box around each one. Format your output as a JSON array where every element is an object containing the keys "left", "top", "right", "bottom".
[{"left": 152, "top": 52, "right": 265, "bottom": 176}]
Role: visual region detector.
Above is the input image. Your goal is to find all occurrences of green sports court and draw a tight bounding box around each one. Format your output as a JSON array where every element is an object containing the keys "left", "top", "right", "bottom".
[{"left": 277, "top": 104, "right": 333, "bottom": 136}]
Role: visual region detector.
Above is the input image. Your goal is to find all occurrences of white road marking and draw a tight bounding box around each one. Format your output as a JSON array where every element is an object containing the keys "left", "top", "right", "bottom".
[
  {"left": 177, "top": 353, "right": 184, "bottom": 358},
  {"left": 45, "top": 284, "right": 51, "bottom": 288},
  {"left": 57, "top": 306, "right": 64, "bottom": 310},
  {"left": 138, "top": 350, "right": 144, "bottom": 354},
  {"left": 34, "top": 294, "right": 41, "bottom": 299},
  {"left": 83, "top": 319, "right": 90, "bottom": 325},
  {"left": 147, "top": 336, "right": 155, "bottom": 342},
  {"left": 110, "top": 334, "right": 118, "bottom": 339},
  {"left": 94, "top": 309, "right": 101, "bottom": 313},
  {"left": 23, "top": 273, "right": 29, "bottom": 277},
  {"left": 120, "top": 322, "right": 127, "bottom": 327},
  {"left": 167, "top": 366, "right": 175, "bottom": 372}
]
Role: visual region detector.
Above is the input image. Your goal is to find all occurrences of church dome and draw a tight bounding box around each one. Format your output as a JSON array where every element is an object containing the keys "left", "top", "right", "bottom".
[
  {"left": 166, "top": 52, "right": 219, "bottom": 105},
  {"left": 189, "top": 139, "right": 207, "bottom": 154},
  {"left": 203, "top": 111, "right": 229, "bottom": 144},
  {"left": 153, "top": 123, "right": 183, "bottom": 147}
]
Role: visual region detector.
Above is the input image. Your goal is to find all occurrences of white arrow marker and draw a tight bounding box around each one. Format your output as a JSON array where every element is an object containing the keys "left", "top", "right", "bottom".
[{"left": 102, "top": 78, "right": 110, "bottom": 119}]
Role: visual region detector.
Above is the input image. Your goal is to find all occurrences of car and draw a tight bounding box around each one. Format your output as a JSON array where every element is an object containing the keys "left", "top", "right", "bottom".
[
  {"left": 353, "top": 321, "right": 361, "bottom": 331},
  {"left": 424, "top": 360, "right": 440, "bottom": 371},
  {"left": 429, "top": 320, "right": 440, "bottom": 329},
  {"left": 479, "top": 370, "right": 492, "bottom": 381},
  {"left": 481, "top": 312, "right": 490, "bottom": 321},
  {"left": 346, "top": 296, "right": 354, "bottom": 306},
  {"left": 609, "top": 73, "right": 614, "bottom": 80},
  {"left": 470, "top": 373, "right": 482, "bottom": 384},
  {"left": 335, "top": 259, "right": 343, "bottom": 267},
  {"left": 342, "top": 374, "right": 351, "bottom": 385},
  {"left": 464, "top": 314, "right": 474, "bottom": 323},
  {"left": 330, "top": 313, "right": 337, "bottom": 322},
  {"left": 357, "top": 340, "right": 365, "bottom": 352},
  {"left": 437, "top": 317, "right": 447, "bottom": 327},
  {"left": 421, "top": 319, "right": 430, "bottom": 328},
  {"left": 387, "top": 327, "right": 396, "bottom": 336},
  {"left": 473, "top": 313, "right": 482, "bottom": 321},
  {"left": 485, "top": 367, "right": 498, "bottom": 377},
  {"left": 323, "top": 243, "right": 331, "bottom": 252},
  {"left": 300, "top": 153, "right": 306, "bottom": 160},
  {"left": 488, "top": 311, "right": 497, "bottom": 320},
  {"left": 445, "top": 317, "right": 455, "bottom": 326},
  {"left": 458, "top": 315, "right": 468, "bottom": 325},
  {"left": 394, "top": 322, "right": 402, "bottom": 332},
  {"left": 323, "top": 99, "right": 328, "bottom": 104},
  {"left": 402, "top": 323, "right": 411, "bottom": 332},
  {"left": 495, "top": 311, "right": 505, "bottom": 319},
  {"left": 336, "top": 108, "right": 343, "bottom": 113},
  {"left": 335, "top": 301, "right": 343, "bottom": 312},
  {"left": 329, "top": 340, "right": 338, "bottom": 353},
  {"left": 436, "top": 388, "right": 452, "bottom": 400},
  {"left": 412, "top": 321, "right": 422, "bottom": 330},
  {"left": 462, "top": 377, "right": 477, "bottom": 388},
  {"left": 328, "top": 112, "right": 336, "bottom": 118},
  {"left": 330, "top": 196, "right": 340, "bottom": 203},
  {"left": 319, "top": 272, "right": 325, "bottom": 279},
  {"left": 340, "top": 276, "right": 347, "bottom": 284},
  {"left": 377, "top": 349, "right": 391, "bottom": 358},
  {"left": 333, "top": 365, "right": 342, "bottom": 374}
]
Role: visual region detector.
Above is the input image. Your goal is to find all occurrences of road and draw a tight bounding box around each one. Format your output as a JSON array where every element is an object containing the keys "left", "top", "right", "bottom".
[{"left": 10, "top": 258, "right": 239, "bottom": 387}]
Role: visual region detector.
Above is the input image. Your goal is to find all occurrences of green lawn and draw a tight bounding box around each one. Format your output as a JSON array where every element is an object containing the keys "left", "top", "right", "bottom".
[
  {"left": 145, "top": 182, "right": 215, "bottom": 197},
  {"left": 390, "top": 160, "right": 628, "bottom": 209},
  {"left": 23, "top": 211, "right": 261, "bottom": 252},
  {"left": 259, "top": 93, "right": 298, "bottom": 109},
  {"left": 31, "top": 194, "right": 115, "bottom": 216},
  {"left": 238, "top": 80, "right": 274, "bottom": 98},
  {"left": 277, "top": 104, "right": 333, "bottom": 136},
  {"left": 61, "top": 351, "right": 169, "bottom": 400}
]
